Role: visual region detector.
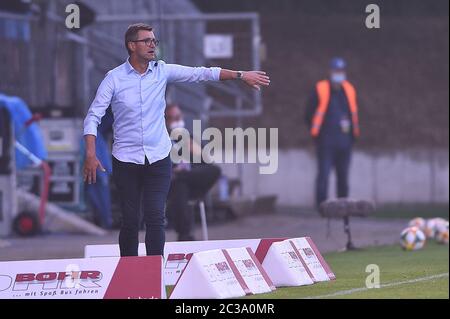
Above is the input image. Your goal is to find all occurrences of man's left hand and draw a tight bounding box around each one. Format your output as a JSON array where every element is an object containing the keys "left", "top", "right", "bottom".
[{"left": 242, "top": 71, "right": 270, "bottom": 90}]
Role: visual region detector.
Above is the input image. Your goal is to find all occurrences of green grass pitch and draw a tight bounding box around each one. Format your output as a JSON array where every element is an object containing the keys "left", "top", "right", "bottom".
[
  {"left": 166, "top": 241, "right": 448, "bottom": 299},
  {"left": 245, "top": 241, "right": 449, "bottom": 299}
]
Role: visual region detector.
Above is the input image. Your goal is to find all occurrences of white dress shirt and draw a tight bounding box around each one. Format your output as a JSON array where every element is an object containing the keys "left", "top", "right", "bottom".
[{"left": 83, "top": 59, "right": 221, "bottom": 164}]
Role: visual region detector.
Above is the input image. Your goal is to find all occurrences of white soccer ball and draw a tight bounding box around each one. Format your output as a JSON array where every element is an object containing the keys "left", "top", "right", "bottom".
[
  {"left": 432, "top": 217, "right": 447, "bottom": 225},
  {"left": 408, "top": 217, "right": 426, "bottom": 231},
  {"left": 424, "top": 218, "right": 447, "bottom": 238},
  {"left": 400, "top": 226, "right": 426, "bottom": 251},
  {"left": 434, "top": 221, "right": 449, "bottom": 244}
]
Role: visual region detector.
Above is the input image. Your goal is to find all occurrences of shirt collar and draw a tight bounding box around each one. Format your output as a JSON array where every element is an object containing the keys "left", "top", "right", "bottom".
[{"left": 125, "top": 58, "right": 155, "bottom": 75}]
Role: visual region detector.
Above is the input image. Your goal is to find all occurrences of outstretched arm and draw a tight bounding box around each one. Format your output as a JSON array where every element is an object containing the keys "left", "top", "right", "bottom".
[
  {"left": 164, "top": 63, "right": 270, "bottom": 90},
  {"left": 219, "top": 69, "right": 270, "bottom": 90}
]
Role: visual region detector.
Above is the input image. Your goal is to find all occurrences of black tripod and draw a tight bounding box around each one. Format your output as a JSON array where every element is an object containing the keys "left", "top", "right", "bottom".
[
  {"left": 343, "top": 216, "right": 358, "bottom": 250},
  {"left": 320, "top": 198, "right": 375, "bottom": 251}
]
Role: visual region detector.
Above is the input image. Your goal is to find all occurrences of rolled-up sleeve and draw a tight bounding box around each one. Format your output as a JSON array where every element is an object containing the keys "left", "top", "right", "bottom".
[
  {"left": 83, "top": 72, "right": 115, "bottom": 137},
  {"left": 165, "top": 63, "right": 221, "bottom": 83}
]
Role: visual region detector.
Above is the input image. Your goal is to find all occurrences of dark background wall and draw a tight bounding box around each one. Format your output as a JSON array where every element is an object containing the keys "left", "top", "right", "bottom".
[{"left": 194, "top": 0, "right": 449, "bottom": 151}]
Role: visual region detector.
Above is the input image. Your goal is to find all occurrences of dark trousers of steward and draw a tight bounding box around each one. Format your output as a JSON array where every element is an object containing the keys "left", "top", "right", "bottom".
[{"left": 315, "top": 141, "right": 352, "bottom": 208}]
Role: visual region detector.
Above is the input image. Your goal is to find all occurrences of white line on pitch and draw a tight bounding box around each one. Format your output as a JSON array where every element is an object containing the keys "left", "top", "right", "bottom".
[{"left": 303, "top": 272, "right": 449, "bottom": 299}]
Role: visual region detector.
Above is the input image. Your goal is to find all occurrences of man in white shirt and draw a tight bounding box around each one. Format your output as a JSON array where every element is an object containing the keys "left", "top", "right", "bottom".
[{"left": 83, "top": 23, "right": 270, "bottom": 257}]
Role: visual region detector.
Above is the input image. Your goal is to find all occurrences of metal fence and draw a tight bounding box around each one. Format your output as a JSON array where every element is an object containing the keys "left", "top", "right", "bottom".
[
  {"left": 0, "top": 2, "right": 85, "bottom": 112},
  {"left": 0, "top": 0, "right": 263, "bottom": 123}
]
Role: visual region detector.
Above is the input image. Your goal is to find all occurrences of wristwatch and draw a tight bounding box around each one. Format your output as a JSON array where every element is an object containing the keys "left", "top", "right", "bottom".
[{"left": 236, "top": 71, "right": 244, "bottom": 80}]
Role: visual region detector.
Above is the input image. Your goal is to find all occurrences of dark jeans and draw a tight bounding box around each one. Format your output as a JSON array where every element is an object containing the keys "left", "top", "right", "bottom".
[
  {"left": 315, "top": 142, "right": 352, "bottom": 208},
  {"left": 166, "top": 164, "right": 221, "bottom": 240},
  {"left": 112, "top": 155, "right": 172, "bottom": 257}
]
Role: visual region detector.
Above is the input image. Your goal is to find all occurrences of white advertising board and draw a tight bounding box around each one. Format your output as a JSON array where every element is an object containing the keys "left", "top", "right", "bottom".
[{"left": 0, "top": 256, "right": 164, "bottom": 299}]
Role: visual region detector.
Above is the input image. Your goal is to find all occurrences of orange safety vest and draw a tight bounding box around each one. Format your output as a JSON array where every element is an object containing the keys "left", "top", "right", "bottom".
[{"left": 310, "top": 79, "right": 360, "bottom": 138}]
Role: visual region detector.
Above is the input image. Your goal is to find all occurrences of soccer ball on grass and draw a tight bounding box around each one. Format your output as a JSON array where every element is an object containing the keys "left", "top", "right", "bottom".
[{"left": 400, "top": 226, "right": 426, "bottom": 251}]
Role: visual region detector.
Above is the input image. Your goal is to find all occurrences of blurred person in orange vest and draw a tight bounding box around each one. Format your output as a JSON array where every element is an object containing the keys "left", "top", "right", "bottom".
[{"left": 305, "top": 57, "right": 360, "bottom": 209}]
